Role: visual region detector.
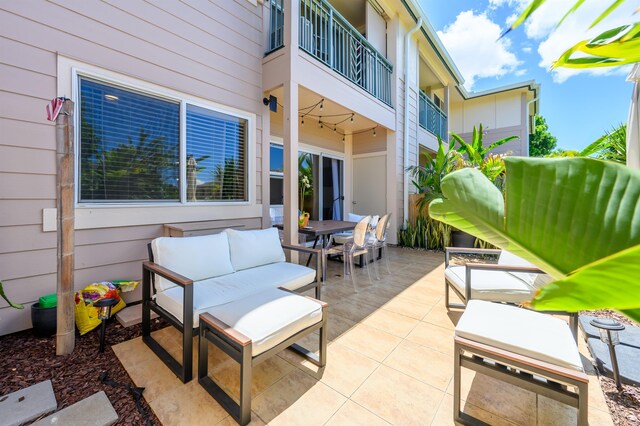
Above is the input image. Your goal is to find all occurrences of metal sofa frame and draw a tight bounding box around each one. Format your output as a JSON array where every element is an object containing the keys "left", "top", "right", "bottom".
[
  {"left": 198, "top": 291, "right": 327, "bottom": 425},
  {"left": 454, "top": 335, "right": 588, "bottom": 425},
  {"left": 444, "top": 247, "right": 579, "bottom": 340},
  {"left": 142, "top": 243, "right": 322, "bottom": 383}
]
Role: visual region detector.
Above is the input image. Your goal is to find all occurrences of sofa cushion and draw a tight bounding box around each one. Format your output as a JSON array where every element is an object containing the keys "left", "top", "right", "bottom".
[
  {"left": 445, "top": 265, "right": 535, "bottom": 304},
  {"left": 497, "top": 250, "right": 538, "bottom": 285},
  {"left": 151, "top": 233, "right": 234, "bottom": 291},
  {"left": 204, "top": 288, "right": 323, "bottom": 356},
  {"left": 216, "top": 262, "right": 316, "bottom": 292},
  {"left": 155, "top": 262, "right": 316, "bottom": 327},
  {"left": 226, "top": 228, "right": 285, "bottom": 271},
  {"left": 455, "top": 300, "right": 583, "bottom": 372}
]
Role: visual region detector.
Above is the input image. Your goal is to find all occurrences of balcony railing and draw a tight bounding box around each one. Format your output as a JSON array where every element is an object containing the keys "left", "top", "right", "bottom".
[
  {"left": 267, "top": 0, "right": 393, "bottom": 107},
  {"left": 419, "top": 90, "right": 447, "bottom": 140}
]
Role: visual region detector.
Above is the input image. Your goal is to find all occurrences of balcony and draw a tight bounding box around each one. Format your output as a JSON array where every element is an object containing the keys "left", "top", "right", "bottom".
[
  {"left": 419, "top": 90, "right": 447, "bottom": 141},
  {"left": 267, "top": 0, "right": 393, "bottom": 107}
]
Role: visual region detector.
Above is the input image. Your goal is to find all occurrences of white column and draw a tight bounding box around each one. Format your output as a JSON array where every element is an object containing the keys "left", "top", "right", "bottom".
[
  {"left": 283, "top": 0, "right": 300, "bottom": 248},
  {"left": 386, "top": 130, "right": 399, "bottom": 244},
  {"left": 261, "top": 102, "right": 271, "bottom": 227},
  {"left": 343, "top": 133, "right": 353, "bottom": 216}
]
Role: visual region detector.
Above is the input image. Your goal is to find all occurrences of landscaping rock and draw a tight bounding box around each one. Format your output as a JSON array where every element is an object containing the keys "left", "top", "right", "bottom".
[
  {"left": 580, "top": 315, "right": 640, "bottom": 386},
  {"left": 0, "top": 380, "right": 56, "bottom": 426},
  {"left": 33, "top": 391, "right": 117, "bottom": 426}
]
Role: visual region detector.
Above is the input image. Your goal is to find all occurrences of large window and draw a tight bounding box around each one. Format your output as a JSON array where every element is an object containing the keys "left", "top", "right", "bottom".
[{"left": 78, "top": 76, "right": 249, "bottom": 204}]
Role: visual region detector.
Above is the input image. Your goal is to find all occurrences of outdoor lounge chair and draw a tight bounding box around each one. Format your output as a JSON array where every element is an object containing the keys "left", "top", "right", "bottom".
[
  {"left": 454, "top": 300, "right": 588, "bottom": 425},
  {"left": 444, "top": 247, "right": 578, "bottom": 339}
]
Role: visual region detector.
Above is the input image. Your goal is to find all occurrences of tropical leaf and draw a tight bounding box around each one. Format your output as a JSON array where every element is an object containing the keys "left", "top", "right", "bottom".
[
  {"left": 0, "top": 281, "right": 24, "bottom": 310},
  {"left": 501, "top": 0, "right": 547, "bottom": 37},
  {"left": 553, "top": 23, "right": 640, "bottom": 68},
  {"left": 557, "top": 0, "right": 586, "bottom": 28},
  {"left": 429, "top": 158, "right": 640, "bottom": 320},
  {"left": 589, "top": 0, "right": 626, "bottom": 28}
]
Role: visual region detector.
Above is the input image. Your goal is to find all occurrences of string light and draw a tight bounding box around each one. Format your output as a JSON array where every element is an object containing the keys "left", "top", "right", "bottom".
[
  {"left": 319, "top": 99, "right": 324, "bottom": 111},
  {"left": 350, "top": 114, "right": 354, "bottom": 123},
  {"left": 301, "top": 118, "right": 304, "bottom": 126},
  {"left": 373, "top": 128, "right": 377, "bottom": 137}
]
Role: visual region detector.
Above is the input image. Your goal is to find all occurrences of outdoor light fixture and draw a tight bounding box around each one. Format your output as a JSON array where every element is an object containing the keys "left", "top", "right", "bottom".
[
  {"left": 262, "top": 95, "right": 277, "bottom": 112},
  {"left": 319, "top": 99, "right": 324, "bottom": 111},
  {"left": 350, "top": 114, "right": 354, "bottom": 123},
  {"left": 301, "top": 118, "right": 304, "bottom": 126},
  {"left": 94, "top": 298, "right": 119, "bottom": 353},
  {"left": 373, "top": 128, "right": 377, "bottom": 137},
  {"left": 590, "top": 317, "right": 626, "bottom": 391}
]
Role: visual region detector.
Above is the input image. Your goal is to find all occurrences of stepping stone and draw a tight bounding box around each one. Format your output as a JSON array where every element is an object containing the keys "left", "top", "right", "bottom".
[
  {"left": 33, "top": 391, "right": 117, "bottom": 426},
  {"left": 115, "top": 304, "right": 157, "bottom": 328},
  {"left": 580, "top": 315, "right": 640, "bottom": 386},
  {"left": 0, "top": 380, "right": 57, "bottom": 426}
]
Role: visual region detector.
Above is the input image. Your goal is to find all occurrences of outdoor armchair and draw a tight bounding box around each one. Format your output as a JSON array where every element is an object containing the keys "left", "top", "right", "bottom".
[{"left": 444, "top": 247, "right": 578, "bottom": 339}]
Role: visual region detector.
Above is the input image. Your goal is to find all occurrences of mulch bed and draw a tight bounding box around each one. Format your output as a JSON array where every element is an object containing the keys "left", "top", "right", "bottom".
[
  {"left": 584, "top": 309, "right": 640, "bottom": 426},
  {"left": 0, "top": 315, "right": 168, "bottom": 425}
]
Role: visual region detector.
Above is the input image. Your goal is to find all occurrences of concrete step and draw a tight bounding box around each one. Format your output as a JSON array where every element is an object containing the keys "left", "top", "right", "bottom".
[
  {"left": 115, "top": 303, "right": 157, "bottom": 328},
  {"left": 0, "top": 380, "right": 56, "bottom": 426},
  {"left": 33, "top": 391, "right": 117, "bottom": 426}
]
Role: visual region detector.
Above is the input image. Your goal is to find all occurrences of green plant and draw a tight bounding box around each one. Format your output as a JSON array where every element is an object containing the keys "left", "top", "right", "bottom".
[
  {"left": 0, "top": 281, "right": 24, "bottom": 310},
  {"left": 529, "top": 115, "right": 558, "bottom": 157},
  {"left": 397, "top": 216, "right": 452, "bottom": 250},
  {"left": 580, "top": 123, "right": 627, "bottom": 163},
  {"left": 429, "top": 157, "right": 640, "bottom": 323},
  {"left": 450, "top": 124, "right": 516, "bottom": 189},
  {"left": 505, "top": 0, "right": 640, "bottom": 69},
  {"left": 407, "top": 137, "right": 459, "bottom": 212}
]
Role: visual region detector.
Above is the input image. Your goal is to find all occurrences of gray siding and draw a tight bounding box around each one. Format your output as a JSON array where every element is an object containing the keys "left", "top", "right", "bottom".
[{"left": 0, "top": 0, "right": 265, "bottom": 334}]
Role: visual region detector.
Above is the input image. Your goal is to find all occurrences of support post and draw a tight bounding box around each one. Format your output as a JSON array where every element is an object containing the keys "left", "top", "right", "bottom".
[{"left": 56, "top": 100, "right": 75, "bottom": 356}]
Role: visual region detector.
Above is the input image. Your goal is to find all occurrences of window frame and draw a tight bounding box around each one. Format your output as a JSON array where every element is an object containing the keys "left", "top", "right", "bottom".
[{"left": 72, "top": 68, "right": 255, "bottom": 208}]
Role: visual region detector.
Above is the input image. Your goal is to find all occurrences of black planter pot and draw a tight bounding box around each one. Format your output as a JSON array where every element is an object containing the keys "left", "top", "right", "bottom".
[
  {"left": 31, "top": 303, "right": 57, "bottom": 337},
  {"left": 451, "top": 229, "right": 476, "bottom": 248}
]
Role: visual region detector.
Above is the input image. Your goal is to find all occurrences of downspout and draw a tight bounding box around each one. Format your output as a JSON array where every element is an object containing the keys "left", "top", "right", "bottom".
[
  {"left": 525, "top": 97, "right": 538, "bottom": 157},
  {"left": 403, "top": 18, "right": 422, "bottom": 227}
]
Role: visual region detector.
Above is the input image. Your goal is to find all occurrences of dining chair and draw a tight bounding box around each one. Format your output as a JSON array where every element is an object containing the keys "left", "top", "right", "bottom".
[
  {"left": 367, "top": 213, "right": 392, "bottom": 279},
  {"left": 323, "top": 216, "right": 373, "bottom": 292}
]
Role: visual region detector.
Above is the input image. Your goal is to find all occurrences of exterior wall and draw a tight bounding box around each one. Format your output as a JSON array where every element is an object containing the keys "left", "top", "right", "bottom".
[
  {"left": 0, "top": 0, "right": 265, "bottom": 334},
  {"left": 352, "top": 130, "right": 387, "bottom": 155},
  {"left": 450, "top": 92, "right": 529, "bottom": 156}
]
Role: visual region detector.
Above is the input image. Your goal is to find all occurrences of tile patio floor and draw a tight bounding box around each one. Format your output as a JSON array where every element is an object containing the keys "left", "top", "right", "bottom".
[{"left": 113, "top": 247, "right": 614, "bottom": 425}]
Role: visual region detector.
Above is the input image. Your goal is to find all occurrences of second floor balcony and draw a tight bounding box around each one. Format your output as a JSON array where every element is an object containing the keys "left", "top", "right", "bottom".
[
  {"left": 419, "top": 90, "right": 447, "bottom": 141},
  {"left": 267, "top": 0, "right": 393, "bottom": 107}
]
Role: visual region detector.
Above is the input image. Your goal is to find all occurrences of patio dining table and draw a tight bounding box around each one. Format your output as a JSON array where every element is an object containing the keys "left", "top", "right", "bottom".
[{"left": 274, "top": 220, "right": 357, "bottom": 266}]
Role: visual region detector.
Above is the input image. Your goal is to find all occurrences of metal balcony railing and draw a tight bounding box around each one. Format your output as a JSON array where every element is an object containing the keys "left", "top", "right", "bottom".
[
  {"left": 267, "top": 0, "right": 393, "bottom": 107},
  {"left": 419, "top": 90, "right": 447, "bottom": 140}
]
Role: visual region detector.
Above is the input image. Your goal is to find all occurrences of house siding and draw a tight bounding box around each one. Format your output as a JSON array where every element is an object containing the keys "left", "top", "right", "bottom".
[{"left": 0, "top": 0, "right": 265, "bottom": 334}]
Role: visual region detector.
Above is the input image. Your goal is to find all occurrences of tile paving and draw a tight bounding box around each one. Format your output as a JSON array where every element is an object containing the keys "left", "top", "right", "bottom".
[{"left": 113, "top": 247, "right": 613, "bottom": 425}]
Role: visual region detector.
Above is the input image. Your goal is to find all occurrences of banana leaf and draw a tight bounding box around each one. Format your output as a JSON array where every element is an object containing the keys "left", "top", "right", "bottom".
[{"left": 429, "top": 157, "right": 640, "bottom": 322}]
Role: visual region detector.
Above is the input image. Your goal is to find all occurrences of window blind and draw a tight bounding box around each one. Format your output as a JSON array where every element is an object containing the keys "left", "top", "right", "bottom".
[
  {"left": 79, "top": 78, "right": 180, "bottom": 202},
  {"left": 185, "top": 105, "right": 248, "bottom": 202}
]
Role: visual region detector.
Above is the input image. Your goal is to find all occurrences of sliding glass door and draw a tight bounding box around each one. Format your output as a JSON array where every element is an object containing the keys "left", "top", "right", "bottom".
[{"left": 269, "top": 144, "right": 343, "bottom": 221}]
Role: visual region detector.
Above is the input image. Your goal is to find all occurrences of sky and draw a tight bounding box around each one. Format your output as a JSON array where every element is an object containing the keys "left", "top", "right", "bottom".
[{"left": 418, "top": 0, "right": 637, "bottom": 152}]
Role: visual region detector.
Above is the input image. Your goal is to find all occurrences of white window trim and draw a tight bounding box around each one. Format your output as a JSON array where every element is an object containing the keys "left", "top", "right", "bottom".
[{"left": 54, "top": 56, "right": 259, "bottom": 231}]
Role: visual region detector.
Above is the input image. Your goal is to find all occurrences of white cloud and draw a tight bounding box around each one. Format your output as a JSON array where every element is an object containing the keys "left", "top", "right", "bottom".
[
  {"left": 505, "top": 13, "right": 519, "bottom": 26},
  {"left": 491, "top": 0, "right": 636, "bottom": 82},
  {"left": 515, "top": 69, "right": 527, "bottom": 76},
  {"left": 437, "top": 11, "right": 522, "bottom": 90},
  {"left": 522, "top": 46, "right": 532, "bottom": 53}
]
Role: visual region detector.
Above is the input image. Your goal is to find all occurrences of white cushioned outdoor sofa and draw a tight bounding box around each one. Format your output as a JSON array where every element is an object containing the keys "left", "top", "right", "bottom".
[{"left": 141, "top": 227, "right": 322, "bottom": 382}]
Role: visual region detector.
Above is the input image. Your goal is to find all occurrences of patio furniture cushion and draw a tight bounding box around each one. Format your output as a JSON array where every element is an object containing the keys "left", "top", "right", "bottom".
[
  {"left": 226, "top": 228, "right": 285, "bottom": 271},
  {"left": 445, "top": 265, "right": 535, "bottom": 303},
  {"left": 455, "top": 300, "right": 583, "bottom": 372},
  {"left": 151, "top": 233, "right": 234, "bottom": 291},
  {"left": 498, "top": 250, "right": 538, "bottom": 285},
  {"left": 155, "top": 262, "right": 316, "bottom": 327},
  {"left": 204, "top": 288, "right": 323, "bottom": 356},
  {"left": 214, "top": 262, "right": 316, "bottom": 292}
]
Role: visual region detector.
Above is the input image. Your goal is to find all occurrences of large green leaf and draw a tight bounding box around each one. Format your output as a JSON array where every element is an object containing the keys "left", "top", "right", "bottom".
[{"left": 429, "top": 158, "right": 640, "bottom": 319}]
